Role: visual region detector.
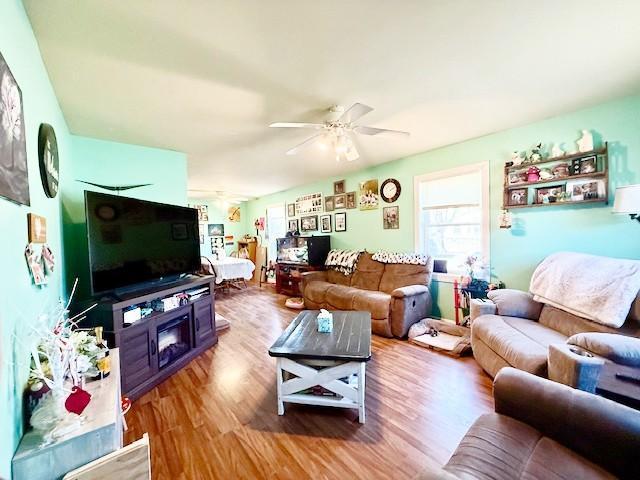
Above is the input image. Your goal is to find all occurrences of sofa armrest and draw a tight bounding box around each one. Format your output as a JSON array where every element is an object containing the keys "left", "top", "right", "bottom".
[
  {"left": 567, "top": 332, "right": 640, "bottom": 367},
  {"left": 390, "top": 285, "right": 432, "bottom": 338},
  {"left": 391, "top": 285, "right": 429, "bottom": 298},
  {"left": 300, "top": 270, "right": 328, "bottom": 296},
  {"left": 487, "top": 289, "right": 543, "bottom": 320},
  {"left": 494, "top": 367, "right": 640, "bottom": 479}
]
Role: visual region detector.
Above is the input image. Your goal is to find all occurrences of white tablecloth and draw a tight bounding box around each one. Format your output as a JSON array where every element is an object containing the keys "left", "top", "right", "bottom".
[{"left": 208, "top": 257, "right": 255, "bottom": 284}]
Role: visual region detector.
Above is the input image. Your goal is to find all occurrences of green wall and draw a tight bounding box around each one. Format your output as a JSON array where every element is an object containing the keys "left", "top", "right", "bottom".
[
  {"left": 188, "top": 198, "right": 248, "bottom": 257},
  {"left": 0, "top": 1, "right": 72, "bottom": 477},
  {"left": 246, "top": 94, "right": 640, "bottom": 319},
  {"left": 61, "top": 135, "right": 188, "bottom": 299}
]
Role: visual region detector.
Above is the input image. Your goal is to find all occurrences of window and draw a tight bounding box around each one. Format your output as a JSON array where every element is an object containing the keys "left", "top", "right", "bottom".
[
  {"left": 414, "top": 162, "right": 489, "bottom": 281},
  {"left": 266, "top": 204, "right": 286, "bottom": 262}
]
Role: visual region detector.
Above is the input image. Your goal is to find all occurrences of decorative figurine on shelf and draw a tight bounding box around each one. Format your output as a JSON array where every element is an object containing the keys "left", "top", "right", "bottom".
[
  {"left": 510, "top": 151, "right": 525, "bottom": 166},
  {"left": 528, "top": 142, "right": 544, "bottom": 163},
  {"left": 552, "top": 162, "right": 570, "bottom": 178},
  {"left": 498, "top": 209, "right": 512, "bottom": 229},
  {"left": 527, "top": 166, "right": 541, "bottom": 182},
  {"left": 539, "top": 168, "right": 554, "bottom": 180},
  {"left": 577, "top": 129, "right": 594, "bottom": 152},
  {"left": 550, "top": 143, "right": 565, "bottom": 158}
]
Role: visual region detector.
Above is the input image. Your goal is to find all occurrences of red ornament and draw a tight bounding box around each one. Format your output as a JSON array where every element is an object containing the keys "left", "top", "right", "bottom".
[
  {"left": 526, "top": 166, "right": 541, "bottom": 182},
  {"left": 65, "top": 386, "right": 92, "bottom": 415}
]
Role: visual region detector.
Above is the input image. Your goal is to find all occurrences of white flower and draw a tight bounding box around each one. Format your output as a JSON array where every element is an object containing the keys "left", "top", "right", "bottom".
[
  {"left": 75, "top": 354, "right": 91, "bottom": 374},
  {"left": 1, "top": 71, "right": 22, "bottom": 142}
]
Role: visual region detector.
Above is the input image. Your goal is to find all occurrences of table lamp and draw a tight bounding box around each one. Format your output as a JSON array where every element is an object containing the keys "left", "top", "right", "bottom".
[{"left": 612, "top": 184, "right": 640, "bottom": 222}]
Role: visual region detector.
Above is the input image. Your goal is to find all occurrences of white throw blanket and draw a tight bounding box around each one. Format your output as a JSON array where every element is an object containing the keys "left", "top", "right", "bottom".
[{"left": 529, "top": 252, "right": 640, "bottom": 328}]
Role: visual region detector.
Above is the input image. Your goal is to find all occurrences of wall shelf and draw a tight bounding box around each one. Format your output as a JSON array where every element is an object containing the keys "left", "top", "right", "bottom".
[
  {"left": 507, "top": 198, "right": 608, "bottom": 209},
  {"left": 503, "top": 142, "right": 609, "bottom": 210}
]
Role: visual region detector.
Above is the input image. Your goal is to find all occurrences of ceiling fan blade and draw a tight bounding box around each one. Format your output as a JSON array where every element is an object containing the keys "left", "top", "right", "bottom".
[
  {"left": 286, "top": 134, "right": 324, "bottom": 155},
  {"left": 269, "top": 122, "right": 324, "bottom": 129},
  {"left": 353, "top": 125, "right": 410, "bottom": 137},
  {"left": 338, "top": 103, "right": 373, "bottom": 124}
]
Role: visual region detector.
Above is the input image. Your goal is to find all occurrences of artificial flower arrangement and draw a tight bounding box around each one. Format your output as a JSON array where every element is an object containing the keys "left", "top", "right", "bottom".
[{"left": 26, "top": 280, "right": 98, "bottom": 441}]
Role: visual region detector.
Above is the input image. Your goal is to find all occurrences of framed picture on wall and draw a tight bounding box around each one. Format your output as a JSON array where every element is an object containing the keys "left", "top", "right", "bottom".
[
  {"left": 334, "top": 194, "right": 346, "bottom": 209},
  {"left": 287, "top": 203, "right": 296, "bottom": 217},
  {"left": 334, "top": 179, "right": 346, "bottom": 195},
  {"left": 324, "top": 195, "right": 335, "bottom": 212},
  {"left": 335, "top": 212, "right": 347, "bottom": 232},
  {"left": 300, "top": 215, "right": 318, "bottom": 232},
  {"left": 508, "top": 188, "right": 527, "bottom": 206},
  {"left": 208, "top": 223, "right": 224, "bottom": 236},
  {"left": 288, "top": 219, "right": 299, "bottom": 233},
  {"left": 0, "top": 51, "right": 29, "bottom": 206},
  {"left": 383, "top": 206, "right": 399, "bottom": 229},
  {"left": 320, "top": 214, "right": 332, "bottom": 233},
  {"left": 346, "top": 192, "right": 356, "bottom": 209},
  {"left": 359, "top": 179, "right": 379, "bottom": 210}
]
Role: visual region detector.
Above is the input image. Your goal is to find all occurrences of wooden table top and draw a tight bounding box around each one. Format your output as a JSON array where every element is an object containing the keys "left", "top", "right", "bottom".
[
  {"left": 269, "top": 310, "right": 371, "bottom": 362},
  {"left": 596, "top": 363, "right": 640, "bottom": 409}
]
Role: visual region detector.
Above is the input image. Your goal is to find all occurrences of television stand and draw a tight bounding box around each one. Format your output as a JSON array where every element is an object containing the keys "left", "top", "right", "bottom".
[
  {"left": 275, "top": 263, "right": 324, "bottom": 297},
  {"left": 80, "top": 275, "right": 217, "bottom": 400}
]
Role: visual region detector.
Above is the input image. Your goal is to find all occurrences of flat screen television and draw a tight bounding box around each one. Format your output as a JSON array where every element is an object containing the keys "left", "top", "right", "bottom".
[{"left": 85, "top": 191, "right": 200, "bottom": 296}]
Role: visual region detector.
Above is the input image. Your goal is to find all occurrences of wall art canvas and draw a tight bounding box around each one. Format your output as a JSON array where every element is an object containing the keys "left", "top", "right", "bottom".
[
  {"left": 228, "top": 206, "right": 241, "bottom": 222},
  {"left": 0, "top": 51, "right": 29, "bottom": 205},
  {"left": 359, "top": 179, "right": 379, "bottom": 210}
]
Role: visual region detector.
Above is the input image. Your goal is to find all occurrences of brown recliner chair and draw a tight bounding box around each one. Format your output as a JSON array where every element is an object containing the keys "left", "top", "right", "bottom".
[
  {"left": 418, "top": 368, "right": 640, "bottom": 480},
  {"left": 301, "top": 252, "right": 433, "bottom": 338}
]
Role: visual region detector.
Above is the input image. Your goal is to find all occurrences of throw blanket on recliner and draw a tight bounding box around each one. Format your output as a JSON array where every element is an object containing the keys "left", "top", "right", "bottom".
[
  {"left": 325, "top": 249, "right": 363, "bottom": 275},
  {"left": 530, "top": 252, "right": 640, "bottom": 328}
]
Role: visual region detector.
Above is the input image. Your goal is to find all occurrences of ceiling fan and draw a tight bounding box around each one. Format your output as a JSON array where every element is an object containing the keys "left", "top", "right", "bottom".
[{"left": 269, "top": 103, "right": 409, "bottom": 162}]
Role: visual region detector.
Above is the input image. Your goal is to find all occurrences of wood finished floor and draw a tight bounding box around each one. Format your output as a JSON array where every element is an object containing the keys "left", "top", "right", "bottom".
[{"left": 124, "top": 286, "right": 494, "bottom": 479}]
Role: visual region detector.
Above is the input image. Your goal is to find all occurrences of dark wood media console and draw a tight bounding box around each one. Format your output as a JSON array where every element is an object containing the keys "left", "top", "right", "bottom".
[{"left": 81, "top": 275, "right": 217, "bottom": 400}]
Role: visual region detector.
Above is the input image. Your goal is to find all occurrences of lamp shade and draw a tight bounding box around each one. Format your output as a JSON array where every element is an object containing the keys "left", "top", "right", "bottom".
[{"left": 612, "top": 184, "right": 640, "bottom": 214}]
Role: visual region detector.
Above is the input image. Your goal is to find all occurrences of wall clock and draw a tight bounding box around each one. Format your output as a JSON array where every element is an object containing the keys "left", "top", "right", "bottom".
[
  {"left": 38, "top": 123, "right": 59, "bottom": 198},
  {"left": 380, "top": 178, "right": 401, "bottom": 203}
]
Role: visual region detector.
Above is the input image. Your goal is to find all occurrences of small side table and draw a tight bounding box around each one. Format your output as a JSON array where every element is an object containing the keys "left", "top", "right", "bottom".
[{"left": 596, "top": 363, "right": 640, "bottom": 410}]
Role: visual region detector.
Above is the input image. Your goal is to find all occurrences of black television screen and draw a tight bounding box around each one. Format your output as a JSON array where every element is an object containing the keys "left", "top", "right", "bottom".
[{"left": 85, "top": 191, "right": 200, "bottom": 295}]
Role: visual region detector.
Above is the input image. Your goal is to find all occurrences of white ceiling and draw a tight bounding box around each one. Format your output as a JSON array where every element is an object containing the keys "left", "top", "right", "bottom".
[{"left": 24, "top": 0, "right": 640, "bottom": 199}]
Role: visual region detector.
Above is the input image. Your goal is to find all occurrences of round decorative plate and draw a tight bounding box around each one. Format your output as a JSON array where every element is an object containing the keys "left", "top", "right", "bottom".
[
  {"left": 38, "top": 123, "right": 60, "bottom": 198},
  {"left": 380, "top": 178, "right": 401, "bottom": 203}
]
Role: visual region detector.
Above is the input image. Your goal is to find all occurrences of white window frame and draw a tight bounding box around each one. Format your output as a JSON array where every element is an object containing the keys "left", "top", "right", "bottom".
[{"left": 414, "top": 162, "right": 490, "bottom": 283}]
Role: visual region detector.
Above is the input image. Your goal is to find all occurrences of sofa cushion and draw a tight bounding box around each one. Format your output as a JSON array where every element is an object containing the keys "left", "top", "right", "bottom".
[
  {"left": 325, "top": 285, "right": 358, "bottom": 310},
  {"left": 538, "top": 304, "right": 640, "bottom": 338},
  {"left": 327, "top": 268, "right": 352, "bottom": 286},
  {"left": 378, "top": 263, "right": 430, "bottom": 294},
  {"left": 444, "top": 414, "right": 613, "bottom": 480},
  {"left": 352, "top": 289, "right": 391, "bottom": 320},
  {"left": 522, "top": 437, "right": 614, "bottom": 480},
  {"left": 472, "top": 315, "right": 567, "bottom": 376},
  {"left": 444, "top": 413, "right": 543, "bottom": 480},
  {"left": 304, "top": 281, "right": 333, "bottom": 304},
  {"left": 351, "top": 253, "right": 384, "bottom": 291}
]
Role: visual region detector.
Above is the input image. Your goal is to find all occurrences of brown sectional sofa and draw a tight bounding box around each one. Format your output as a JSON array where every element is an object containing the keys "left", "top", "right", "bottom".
[
  {"left": 471, "top": 289, "right": 640, "bottom": 378},
  {"left": 301, "top": 252, "right": 433, "bottom": 338},
  {"left": 418, "top": 367, "right": 640, "bottom": 479}
]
